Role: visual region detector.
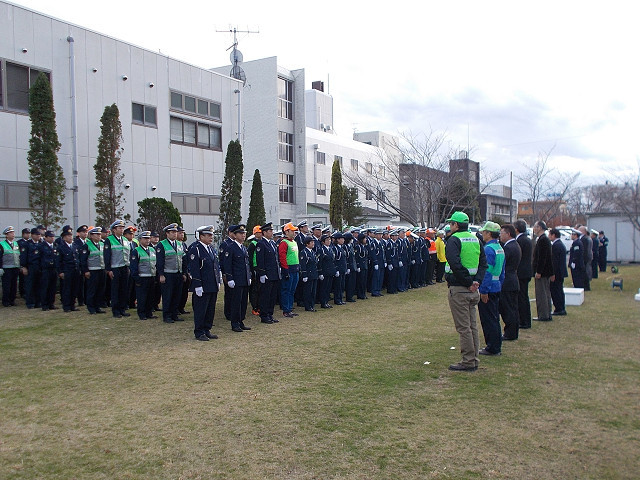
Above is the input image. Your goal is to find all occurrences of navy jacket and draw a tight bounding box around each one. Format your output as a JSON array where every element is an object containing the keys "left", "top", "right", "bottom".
[
  {"left": 299, "top": 247, "right": 319, "bottom": 281},
  {"left": 516, "top": 233, "right": 533, "bottom": 279},
  {"left": 20, "top": 239, "right": 43, "bottom": 269},
  {"left": 332, "top": 244, "right": 347, "bottom": 274},
  {"left": 552, "top": 239, "right": 568, "bottom": 279},
  {"left": 569, "top": 238, "right": 584, "bottom": 272},
  {"left": 255, "top": 237, "right": 280, "bottom": 281},
  {"left": 354, "top": 242, "right": 369, "bottom": 271},
  {"left": 501, "top": 239, "right": 521, "bottom": 292},
  {"left": 188, "top": 241, "right": 221, "bottom": 293},
  {"left": 218, "top": 237, "right": 234, "bottom": 275},
  {"left": 40, "top": 242, "right": 57, "bottom": 270},
  {"left": 56, "top": 241, "right": 79, "bottom": 273},
  {"left": 220, "top": 241, "right": 251, "bottom": 286},
  {"left": 318, "top": 244, "right": 336, "bottom": 276},
  {"left": 385, "top": 240, "right": 399, "bottom": 268},
  {"left": 408, "top": 239, "right": 422, "bottom": 265}
]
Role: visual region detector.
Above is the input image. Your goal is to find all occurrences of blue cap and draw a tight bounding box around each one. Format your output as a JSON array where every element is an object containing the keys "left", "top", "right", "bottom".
[
  {"left": 163, "top": 223, "right": 178, "bottom": 232},
  {"left": 110, "top": 219, "right": 125, "bottom": 230}
]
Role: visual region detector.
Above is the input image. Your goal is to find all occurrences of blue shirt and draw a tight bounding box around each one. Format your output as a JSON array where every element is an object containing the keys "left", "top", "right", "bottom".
[{"left": 479, "top": 239, "right": 505, "bottom": 294}]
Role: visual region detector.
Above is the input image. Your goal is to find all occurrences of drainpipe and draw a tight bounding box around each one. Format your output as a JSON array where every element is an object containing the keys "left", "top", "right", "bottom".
[{"left": 67, "top": 35, "right": 79, "bottom": 229}]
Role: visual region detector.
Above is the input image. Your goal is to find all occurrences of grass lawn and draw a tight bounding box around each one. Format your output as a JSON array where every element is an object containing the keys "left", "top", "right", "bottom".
[{"left": 1, "top": 266, "right": 639, "bottom": 479}]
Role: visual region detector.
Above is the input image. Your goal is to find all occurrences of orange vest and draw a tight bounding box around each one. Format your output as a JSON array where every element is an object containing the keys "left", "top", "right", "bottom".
[{"left": 428, "top": 237, "right": 437, "bottom": 254}]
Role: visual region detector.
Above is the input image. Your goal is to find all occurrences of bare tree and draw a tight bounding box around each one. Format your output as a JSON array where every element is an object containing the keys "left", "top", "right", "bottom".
[{"left": 596, "top": 165, "right": 640, "bottom": 233}]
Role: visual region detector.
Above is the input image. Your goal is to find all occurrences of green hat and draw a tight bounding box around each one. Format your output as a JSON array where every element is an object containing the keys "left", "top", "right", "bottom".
[
  {"left": 479, "top": 221, "right": 501, "bottom": 233},
  {"left": 446, "top": 211, "right": 469, "bottom": 223},
  {"left": 444, "top": 225, "right": 451, "bottom": 232}
]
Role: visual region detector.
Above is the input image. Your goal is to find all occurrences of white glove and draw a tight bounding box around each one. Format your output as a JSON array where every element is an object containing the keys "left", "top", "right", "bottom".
[
  {"left": 357, "top": 268, "right": 361, "bottom": 272},
  {"left": 0, "top": 268, "right": 4, "bottom": 276},
  {"left": 388, "top": 265, "right": 393, "bottom": 271},
  {"left": 399, "top": 261, "right": 403, "bottom": 267},
  {"left": 195, "top": 286, "right": 203, "bottom": 297},
  {"left": 303, "top": 277, "right": 308, "bottom": 283},
  {"left": 228, "top": 280, "right": 236, "bottom": 288},
  {"left": 570, "top": 263, "right": 575, "bottom": 269},
  {"left": 260, "top": 275, "right": 266, "bottom": 284},
  {"left": 249, "top": 278, "right": 252, "bottom": 286},
  {"left": 335, "top": 271, "right": 340, "bottom": 277},
  {"left": 319, "top": 275, "right": 324, "bottom": 281},
  {"left": 346, "top": 269, "right": 350, "bottom": 275},
  {"left": 374, "top": 265, "right": 379, "bottom": 270},
  {"left": 411, "top": 260, "right": 415, "bottom": 264},
  {"left": 384, "top": 263, "right": 387, "bottom": 268}
]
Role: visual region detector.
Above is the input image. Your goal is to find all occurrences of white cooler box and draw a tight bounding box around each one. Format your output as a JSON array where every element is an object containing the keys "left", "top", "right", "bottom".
[{"left": 564, "top": 287, "right": 584, "bottom": 306}]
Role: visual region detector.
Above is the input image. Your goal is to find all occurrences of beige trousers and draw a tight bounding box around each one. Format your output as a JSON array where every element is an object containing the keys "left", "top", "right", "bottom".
[{"left": 448, "top": 285, "right": 480, "bottom": 367}]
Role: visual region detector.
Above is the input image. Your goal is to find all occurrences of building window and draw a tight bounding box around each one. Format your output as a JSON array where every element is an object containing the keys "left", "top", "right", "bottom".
[
  {"left": 317, "top": 183, "right": 326, "bottom": 196},
  {"left": 278, "top": 77, "right": 293, "bottom": 119},
  {"left": 170, "top": 90, "right": 221, "bottom": 121},
  {"left": 365, "top": 162, "right": 373, "bottom": 174},
  {"left": 365, "top": 189, "right": 373, "bottom": 201},
  {"left": 132, "top": 102, "right": 157, "bottom": 127},
  {"left": 0, "top": 181, "right": 30, "bottom": 210},
  {"left": 1, "top": 60, "right": 51, "bottom": 113},
  {"left": 170, "top": 116, "right": 221, "bottom": 150},
  {"left": 378, "top": 165, "right": 386, "bottom": 177},
  {"left": 171, "top": 193, "right": 221, "bottom": 215},
  {"left": 279, "top": 173, "right": 294, "bottom": 203},
  {"left": 351, "top": 159, "right": 358, "bottom": 171},
  {"left": 278, "top": 132, "right": 294, "bottom": 162},
  {"left": 316, "top": 151, "right": 326, "bottom": 165}
]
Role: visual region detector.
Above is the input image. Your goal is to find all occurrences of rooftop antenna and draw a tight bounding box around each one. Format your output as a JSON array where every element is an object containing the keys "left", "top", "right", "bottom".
[{"left": 215, "top": 26, "right": 259, "bottom": 86}]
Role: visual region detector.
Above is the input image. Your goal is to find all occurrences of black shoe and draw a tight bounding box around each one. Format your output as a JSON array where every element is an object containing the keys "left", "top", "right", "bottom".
[
  {"left": 147, "top": 315, "right": 157, "bottom": 319},
  {"left": 305, "top": 308, "right": 317, "bottom": 312},
  {"left": 89, "top": 311, "right": 97, "bottom": 315},
  {"left": 552, "top": 310, "right": 567, "bottom": 316},
  {"left": 479, "top": 348, "right": 501, "bottom": 356},
  {"left": 232, "top": 326, "right": 243, "bottom": 332},
  {"left": 270, "top": 316, "right": 279, "bottom": 323},
  {"left": 163, "top": 318, "right": 174, "bottom": 323},
  {"left": 321, "top": 304, "right": 332, "bottom": 309},
  {"left": 240, "top": 324, "right": 251, "bottom": 330},
  {"left": 96, "top": 309, "right": 106, "bottom": 314},
  {"left": 196, "top": 334, "right": 209, "bottom": 341},
  {"left": 346, "top": 299, "right": 356, "bottom": 303},
  {"left": 334, "top": 301, "right": 346, "bottom": 305},
  {"left": 261, "top": 318, "right": 274, "bottom": 324},
  {"left": 502, "top": 336, "right": 517, "bottom": 341},
  {"left": 449, "top": 363, "right": 478, "bottom": 372},
  {"left": 49, "top": 305, "right": 58, "bottom": 310},
  {"left": 42, "top": 307, "right": 49, "bottom": 311},
  {"left": 519, "top": 325, "right": 532, "bottom": 329},
  {"left": 283, "top": 312, "right": 294, "bottom": 318},
  {"left": 139, "top": 316, "right": 147, "bottom": 320},
  {"left": 178, "top": 310, "right": 190, "bottom": 314},
  {"left": 205, "top": 331, "right": 218, "bottom": 339},
  {"left": 78, "top": 303, "right": 85, "bottom": 307},
  {"left": 113, "top": 314, "right": 123, "bottom": 318},
  {"left": 121, "top": 312, "right": 131, "bottom": 317},
  {"left": 173, "top": 317, "right": 184, "bottom": 322}
]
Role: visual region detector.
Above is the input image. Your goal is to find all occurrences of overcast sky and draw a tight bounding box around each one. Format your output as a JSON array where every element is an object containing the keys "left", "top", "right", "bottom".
[{"left": 11, "top": 0, "right": 640, "bottom": 187}]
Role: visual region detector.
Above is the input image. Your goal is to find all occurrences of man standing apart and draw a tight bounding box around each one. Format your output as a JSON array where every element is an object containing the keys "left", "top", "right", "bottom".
[
  {"left": 499, "top": 224, "right": 522, "bottom": 341},
  {"left": 532, "top": 221, "right": 554, "bottom": 322},
  {"left": 549, "top": 228, "right": 568, "bottom": 316},
  {"left": 477, "top": 222, "right": 504, "bottom": 356},
  {"left": 279, "top": 223, "right": 300, "bottom": 318},
  {"left": 444, "top": 211, "right": 487, "bottom": 372},
  {"left": 221, "top": 224, "right": 252, "bottom": 332},
  {"left": 514, "top": 220, "right": 533, "bottom": 329},
  {"left": 188, "top": 226, "right": 221, "bottom": 341}
]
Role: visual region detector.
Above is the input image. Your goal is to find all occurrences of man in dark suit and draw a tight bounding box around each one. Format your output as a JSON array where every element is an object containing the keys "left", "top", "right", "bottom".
[
  {"left": 549, "top": 228, "right": 568, "bottom": 316},
  {"left": 578, "top": 226, "right": 593, "bottom": 291},
  {"left": 255, "top": 223, "right": 280, "bottom": 324},
  {"left": 569, "top": 229, "right": 585, "bottom": 288},
  {"left": 20, "top": 228, "right": 43, "bottom": 309},
  {"left": 532, "top": 221, "right": 554, "bottom": 322},
  {"left": 73, "top": 225, "right": 88, "bottom": 306},
  {"left": 299, "top": 235, "right": 319, "bottom": 312},
  {"left": 514, "top": 220, "right": 533, "bottom": 329},
  {"left": 598, "top": 231, "right": 609, "bottom": 272},
  {"left": 56, "top": 229, "right": 79, "bottom": 312},
  {"left": 188, "top": 225, "right": 221, "bottom": 341},
  {"left": 499, "top": 224, "right": 521, "bottom": 341},
  {"left": 39, "top": 230, "right": 59, "bottom": 311},
  {"left": 220, "top": 224, "right": 252, "bottom": 332}
]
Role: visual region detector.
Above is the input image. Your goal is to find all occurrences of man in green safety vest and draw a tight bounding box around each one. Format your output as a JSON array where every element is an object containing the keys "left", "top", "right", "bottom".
[
  {"left": 444, "top": 211, "right": 487, "bottom": 372},
  {"left": 1, "top": 226, "right": 21, "bottom": 307}
]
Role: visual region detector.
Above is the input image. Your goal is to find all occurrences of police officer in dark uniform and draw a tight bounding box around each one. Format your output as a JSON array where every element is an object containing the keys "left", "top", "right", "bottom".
[
  {"left": 218, "top": 226, "right": 236, "bottom": 321},
  {"left": 255, "top": 223, "right": 280, "bottom": 324},
  {"left": 149, "top": 231, "right": 161, "bottom": 312},
  {"left": 188, "top": 225, "right": 222, "bottom": 341},
  {"left": 39, "top": 230, "right": 58, "bottom": 310},
  {"left": 17, "top": 228, "right": 30, "bottom": 298},
  {"left": 1, "top": 226, "right": 21, "bottom": 307},
  {"left": 130, "top": 230, "right": 158, "bottom": 320},
  {"left": 79, "top": 227, "right": 107, "bottom": 315},
  {"left": 397, "top": 229, "right": 409, "bottom": 292},
  {"left": 385, "top": 230, "right": 400, "bottom": 294},
  {"left": 354, "top": 231, "right": 369, "bottom": 299},
  {"left": 56, "top": 229, "right": 79, "bottom": 312},
  {"left": 317, "top": 234, "right": 335, "bottom": 308},
  {"left": 104, "top": 220, "right": 131, "bottom": 318},
  {"left": 299, "top": 235, "right": 318, "bottom": 312},
  {"left": 73, "top": 225, "right": 88, "bottom": 306},
  {"left": 569, "top": 229, "right": 585, "bottom": 288},
  {"left": 177, "top": 227, "right": 191, "bottom": 315},
  {"left": 331, "top": 232, "right": 347, "bottom": 305},
  {"left": 156, "top": 223, "right": 185, "bottom": 323},
  {"left": 20, "top": 227, "right": 43, "bottom": 309},
  {"left": 220, "top": 224, "right": 252, "bottom": 332},
  {"left": 343, "top": 232, "right": 357, "bottom": 302}
]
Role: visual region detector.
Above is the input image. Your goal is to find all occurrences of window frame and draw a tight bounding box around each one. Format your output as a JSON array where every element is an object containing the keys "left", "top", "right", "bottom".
[
  {"left": 278, "top": 131, "right": 294, "bottom": 162},
  {"left": 316, "top": 183, "right": 326, "bottom": 196},
  {"left": 277, "top": 77, "right": 293, "bottom": 120},
  {"left": 1, "top": 59, "right": 52, "bottom": 114},
  {"left": 279, "top": 173, "right": 295, "bottom": 203},
  {"left": 132, "top": 102, "right": 157, "bottom": 127},
  {"left": 169, "top": 90, "right": 222, "bottom": 122},
  {"left": 170, "top": 115, "right": 222, "bottom": 151}
]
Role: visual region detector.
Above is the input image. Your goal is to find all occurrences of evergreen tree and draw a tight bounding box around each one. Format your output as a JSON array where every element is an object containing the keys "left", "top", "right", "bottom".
[
  {"left": 94, "top": 104, "right": 126, "bottom": 227},
  {"left": 27, "top": 72, "right": 66, "bottom": 229},
  {"left": 329, "top": 159, "right": 344, "bottom": 230},
  {"left": 218, "top": 139, "right": 244, "bottom": 234},
  {"left": 137, "top": 197, "right": 182, "bottom": 235},
  {"left": 342, "top": 186, "right": 365, "bottom": 227},
  {"left": 246, "top": 169, "right": 266, "bottom": 231}
]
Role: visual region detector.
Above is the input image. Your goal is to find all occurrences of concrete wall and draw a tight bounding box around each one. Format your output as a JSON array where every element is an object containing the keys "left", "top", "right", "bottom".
[{"left": 586, "top": 214, "right": 640, "bottom": 262}]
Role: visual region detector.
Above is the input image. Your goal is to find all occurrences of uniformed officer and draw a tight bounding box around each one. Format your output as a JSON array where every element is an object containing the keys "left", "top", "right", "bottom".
[
  {"left": 310, "top": 224, "right": 323, "bottom": 255},
  {"left": 218, "top": 226, "right": 236, "bottom": 321},
  {"left": 123, "top": 226, "right": 138, "bottom": 309},
  {"left": 1, "top": 226, "right": 21, "bottom": 307},
  {"left": 156, "top": 223, "right": 185, "bottom": 323},
  {"left": 188, "top": 225, "right": 222, "bottom": 341},
  {"left": 176, "top": 227, "right": 191, "bottom": 316},
  {"left": 255, "top": 223, "right": 280, "bottom": 324},
  {"left": 149, "top": 231, "right": 161, "bottom": 312},
  {"left": 354, "top": 231, "right": 369, "bottom": 300},
  {"left": 407, "top": 231, "right": 422, "bottom": 289},
  {"left": 73, "top": 225, "right": 88, "bottom": 306},
  {"left": 104, "top": 220, "right": 132, "bottom": 318},
  {"left": 299, "top": 235, "right": 318, "bottom": 312},
  {"left": 56, "top": 229, "right": 79, "bottom": 312},
  {"left": 369, "top": 229, "right": 385, "bottom": 297},
  {"left": 20, "top": 227, "right": 43, "bottom": 309},
  {"left": 331, "top": 232, "right": 346, "bottom": 305},
  {"left": 247, "top": 225, "right": 263, "bottom": 316},
  {"left": 317, "top": 234, "right": 335, "bottom": 308},
  {"left": 397, "top": 229, "right": 409, "bottom": 292},
  {"left": 569, "top": 229, "right": 585, "bottom": 288},
  {"left": 293, "top": 221, "right": 309, "bottom": 307},
  {"left": 79, "top": 227, "right": 107, "bottom": 315},
  {"left": 17, "top": 228, "right": 30, "bottom": 298},
  {"left": 39, "top": 230, "right": 58, "bottom": 311},
  {"left": 343, "top": 232, "right": 357, "bottom": 302},
  {"left": 220, "top": 224, "right": 252, "bottom": 332},
  {"left": 130, "top": 230, "right": 157, "bottom": 320}
]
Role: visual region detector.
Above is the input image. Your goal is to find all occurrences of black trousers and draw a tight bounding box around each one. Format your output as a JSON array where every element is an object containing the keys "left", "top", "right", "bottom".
[
  {"left": 2, "top": 268, "right": 19, "bottom": 306},
  {"left": 249, "top": 270, "right": 260, "bottom": 310},
  {"left": 435, "top": 261, "right": 446, "bottom": 282},
  {"left": 161, "top": 272, "right": 182, "bottom": 320},
  {"left": 479, "top": 292, "right": 502, "bottom": 354},
  {"left": 356, "top": 268, "right": 368, "bottom": 298},
  {"left": 227, "top": 284, "right": 248, "bottom": 328},
  {"left": 25, "top": 267, "right": 41, "bottom": 307},
  {"left": 598, "top": 250, "right": 607, "bottom": 272},
  {"left": 75, "top": 271, "right": 86, "bottom": 306},
  {"left": 193, "top": 291, "right": 217, "bottom": 337},
  {"left": 517, "top": 278, "right": 532, "bottom": 328},
  {"left": 571, "top": 268, "right": 584, "bottom": 289},
  {"left": 591, "top": 259, "right": 599, "bottom": 279},
  {"left": 135, "top": 276, "right": 155, "bottom": 319},
  {"left": 86, "top": 270, "right": 106, "bottom": 313},
  {"left": 550, "top": 277, "right": 565, "bottom": 312},
  {"left": 319, "top": 276, "right": 333, "bottom": 305},
  {"left": 61, "top": 269, "right": 78, "bottom": 311},
  {"left": 40, "top": 268, "right": 57, "bottom": 308},
  {"left": 258, "top": 279, "right": 278, "bottom": 320},
  {"left": 110, "top": 266, "right": 129, "bottom": 315},
  {"left": 128, "top": 272, "right": 136, "bottom": 308},
  {"left": 426, "top": 256, "right": 436, "bottom": 284},
  {"left": 333, "top": 273, "right": 345, "bottom": 303},
  {"left": 345, "top": 271, "right": 356, "bottom": 301},
  {"left": 499, "top": 290, "right": 519, "bottom": 340},
  {"left": 387, "top": 267, "right": 398, "bottom": 294},
  {"left": 409, "top": 263, "right": 420, "bottom": 288},
  {"left": 179, "top": 275, "right": 191, "bottom": 312},
  {"left": 302, "top": 278, "right": 317, "bottom": 310}
]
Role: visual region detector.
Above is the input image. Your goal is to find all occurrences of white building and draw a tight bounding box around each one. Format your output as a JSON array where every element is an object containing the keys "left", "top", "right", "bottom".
[{"left": 0, "top": 1, "right": 240, "bottom": 234}]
